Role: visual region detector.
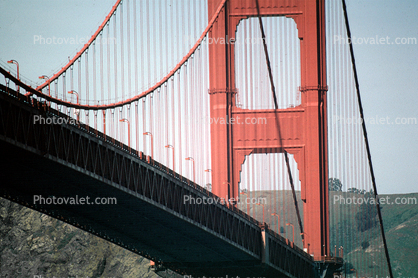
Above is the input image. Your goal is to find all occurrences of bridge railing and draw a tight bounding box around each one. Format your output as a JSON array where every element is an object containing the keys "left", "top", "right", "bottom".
[
  {"left": 1, "top": 71, "right": 316, "bottom": 272},
  {"left": 1, "top": 70, "right": 262, "bottom": 225}
]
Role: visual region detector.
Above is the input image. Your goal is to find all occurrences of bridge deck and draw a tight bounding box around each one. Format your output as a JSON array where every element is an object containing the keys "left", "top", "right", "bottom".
[{"left": 0, "top": 84, "right": 317, "bottom": 278}]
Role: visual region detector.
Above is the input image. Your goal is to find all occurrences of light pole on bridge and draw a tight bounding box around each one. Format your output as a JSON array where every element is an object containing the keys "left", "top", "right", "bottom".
[
  {"left": 7, "top": 60, "right": 19, "bottom": 93},
  {"left": 39, "top": 75, "right": 50, "bottom": 96},
  {"left": 165, "top": 145, "right": 174, "bottom": 171},
  {"left": 143, "top": 132, "right": 153, "bottom": 158},
  {"left": 204, "top": 169, "right": 211, "bottom": 191},
  {"left": 286, "top": 223, "right": 294, "bottom": 247},
  {"left": 67, "top": 90, "right": 80, "bottom": 123},
  {"left": 119, "top": 118, "right": 130, "bottom": 150},
  {"left": 350, "top": 268, "right": 358, "bottom": 278},
  {"left": 40, "top": 75, "right": 50, "bottom": 106},
  {"left": 185, "top": 157, "right": 195, "bottom": 183},
  {"left": 301, "top": 232, "right": 308, "bottom": 253},
  {"left": 271, "top": 213, "right": 281, "bottom": 234}
]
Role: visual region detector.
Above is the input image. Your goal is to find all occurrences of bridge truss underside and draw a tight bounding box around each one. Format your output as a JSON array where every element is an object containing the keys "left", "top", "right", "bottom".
[{"left": 0, "top": 86, "right": 318, "bottom": 278}]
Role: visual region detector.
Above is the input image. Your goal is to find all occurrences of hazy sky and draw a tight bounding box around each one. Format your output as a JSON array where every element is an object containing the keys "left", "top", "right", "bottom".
[
  {"left": 0, "top": 0, "right": 416, "bottom": 194},
  {"left": 343, "top": 0, "right": 418, "bottom": 194}
]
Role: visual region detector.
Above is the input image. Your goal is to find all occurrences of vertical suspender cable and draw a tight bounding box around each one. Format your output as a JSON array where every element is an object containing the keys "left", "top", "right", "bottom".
[
  {"left": 178, "top": 69, "right": 183, "bottom": 176},
  {"left": 341, "top": 1, "right": 393, "bottom": 277},
  {"left": 114, "top": 11, "right": 118, "bottom": 102},
  {"left": 145, "top": 1, "right": 149, "bottom": 88},
  {"left": 120, "top": 3, "right": 124, "bottom": 101},
  {"left": 142, "top": 99, "right": 146, "bottom": 152},
  {"left": 85, "top": 51, "right": 89, "bottom": 129},
  {"left": 93, "top": 42, "right": 96, "bottom": 108},
  {"left": 77, "top": 59, "right": 81, "bottom": 122},
  {"left": 133, "top": 0, "right": 138, "bottom": 96},
  {"left": 120, "top": 5, "right": 125, "bottom": 145},
  {"left": 63, "top": 72, "right": 67, "bottom": 115},
  {"left": 171, "top": 76, "right": 176, "bottom": 172},
  {"left": 70, "top": 66, "right": 74, "bottom": 117},
  {"left": 127, "top": 0, "right": 131, "bottom": 99},
  {"left": 107, "top": 23, "right": 111, "bottom": 104},
  {"left": 100, "top": 32, "right": 103, "bottom": 107}
]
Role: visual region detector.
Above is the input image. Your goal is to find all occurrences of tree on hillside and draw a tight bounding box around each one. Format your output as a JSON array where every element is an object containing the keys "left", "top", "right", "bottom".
[
  {"left": 329, "top": 178, "right": 342, "bottom": 192},
  {"left": 347, "top": 187, "right": 366, "bottom": 194},
  {"left": 361, "top": 240, "right": 370, "bottom": 250},
  {"left": 355, "top": 194, "right": 379, "bottom": 232}
]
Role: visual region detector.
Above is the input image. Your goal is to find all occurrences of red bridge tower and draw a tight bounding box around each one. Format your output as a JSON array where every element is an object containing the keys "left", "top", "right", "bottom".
[{"left": 208, "top": 0, "right": 329, "bottom": 260}]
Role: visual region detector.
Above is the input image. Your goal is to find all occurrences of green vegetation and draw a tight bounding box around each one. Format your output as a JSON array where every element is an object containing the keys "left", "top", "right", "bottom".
[
  {"left": 355, "top": 194, "right": 378, "bottom": 232},
  {"left": 329, "top": 178, "right": 343, "bottom": 192},
  {"left": 329, "top": 191, "right": 418, "bottom": 277},
  {"left": 242, "top": 188, "right": 418, "bottom": 277}
]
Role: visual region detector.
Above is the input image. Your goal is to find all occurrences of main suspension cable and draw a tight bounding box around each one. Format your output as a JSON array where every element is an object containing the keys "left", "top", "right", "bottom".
[{"left": 341, "top": 0, "right": 393, "bottom": 277}]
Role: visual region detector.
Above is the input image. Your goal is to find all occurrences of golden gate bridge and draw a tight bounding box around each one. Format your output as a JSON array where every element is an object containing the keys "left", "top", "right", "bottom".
[{"left": 0, "top": 0, "right": 393, "bottom": 277}]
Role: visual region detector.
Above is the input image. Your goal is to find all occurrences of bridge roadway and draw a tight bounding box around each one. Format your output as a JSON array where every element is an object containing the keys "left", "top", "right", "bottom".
[{"left": 0, "top": 81, "right": 319, "bottom": 277}]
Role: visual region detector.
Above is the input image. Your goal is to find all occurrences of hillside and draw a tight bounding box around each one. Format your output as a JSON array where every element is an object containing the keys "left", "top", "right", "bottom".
[
  {"left": 0, "top": 197, "right": 179, "bottom": 278},
  {"left": 349, "top": 193, "right": 418, "bottom": 277},
  {"left": 238, "top": 190, "right": 418, "bottom": 277}
]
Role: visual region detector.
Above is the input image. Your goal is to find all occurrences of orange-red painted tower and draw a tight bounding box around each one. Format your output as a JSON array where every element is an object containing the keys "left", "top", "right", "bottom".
[{"left": 208, "top": 0, "right": 329, "bottom": 260}]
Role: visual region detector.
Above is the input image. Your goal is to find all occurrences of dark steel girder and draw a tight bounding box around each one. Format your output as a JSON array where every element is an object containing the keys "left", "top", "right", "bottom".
[{"left": 0, "top": 85, "right": 316, "bottom": 277}]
